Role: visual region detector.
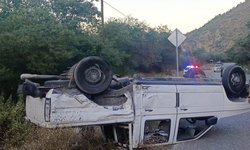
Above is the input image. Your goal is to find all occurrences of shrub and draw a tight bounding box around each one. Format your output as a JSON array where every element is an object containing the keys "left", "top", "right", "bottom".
[
  {"left": 0, "top": 96, "right": 115, "bottom": 149},
  {"left": 0, "top": 95, "right": 30, "bottom": 147}
]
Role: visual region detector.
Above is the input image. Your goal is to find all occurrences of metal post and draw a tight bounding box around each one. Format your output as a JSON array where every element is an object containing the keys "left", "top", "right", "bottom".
[
  {"left": 113, "top": 126, "right": 118, "bottom": 143},
  {"left": 129, "top": 123, "right": 133, "bottom": 150},
  {"left": 101, "top": 0, "right": 104, "bottom": 28},
  {"left": 176, "top": 29, "right": 179, "bottom": 77}
]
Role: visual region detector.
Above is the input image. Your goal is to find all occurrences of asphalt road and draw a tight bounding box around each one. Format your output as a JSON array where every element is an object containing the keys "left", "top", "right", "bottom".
[
  {"left": 170, "top": 112, "right": 250, "bottom": 150},
  {"left": 205, "top": 70, "right": 250, "bottom": 82}
]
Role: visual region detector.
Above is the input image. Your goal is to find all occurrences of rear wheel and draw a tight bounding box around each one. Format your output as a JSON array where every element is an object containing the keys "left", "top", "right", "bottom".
[{"left": 73, "top": 56, "right": 113, "bottom": 95}]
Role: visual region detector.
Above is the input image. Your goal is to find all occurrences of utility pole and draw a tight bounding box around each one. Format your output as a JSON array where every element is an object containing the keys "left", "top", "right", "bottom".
[
  {"left": 101, "top": 0, "right": 104, "bottom": 29},
  {"left": 100, "top": 0, "right": 105, "bottom": 41}
]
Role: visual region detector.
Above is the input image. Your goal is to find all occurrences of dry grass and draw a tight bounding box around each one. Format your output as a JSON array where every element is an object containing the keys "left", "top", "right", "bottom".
[
  {"left": 2, "top": 124, "right": 176, "bottom": 150},
  {"left": 5, "top": 126, "right": 116, "bottom": 150}
]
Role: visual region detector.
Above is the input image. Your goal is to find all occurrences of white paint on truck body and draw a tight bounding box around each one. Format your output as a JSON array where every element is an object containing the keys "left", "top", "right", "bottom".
[
  {"left": 25, "top": 78, "right": 250, "bottom": 148},
  {"left": 26, "top": 89, "right": 134, "bottom": 128}
]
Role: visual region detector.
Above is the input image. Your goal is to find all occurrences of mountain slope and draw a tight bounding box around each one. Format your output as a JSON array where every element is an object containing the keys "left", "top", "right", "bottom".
[{"left": 184, "top": 0, "right": 250, "bottom": 52}]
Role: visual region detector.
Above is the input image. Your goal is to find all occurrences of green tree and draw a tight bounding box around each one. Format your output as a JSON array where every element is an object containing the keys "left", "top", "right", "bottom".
[
  {"left": 102, "top": 17, "right": 174, "bottom": 74},
  {"left": 208, "top": 51, "right": 228, "bottom": 63},
  {"left": 0, "top": 0, "right": 102, "bottom": 96},
  {"left": 228, "top": 21, "right": 250, "bottom": 65},
  {"left": 51, "top": 0, "right": 101, "bottom": 31},
  {"left": 192, "top": 48, "right": 209, "bottom": 64}
]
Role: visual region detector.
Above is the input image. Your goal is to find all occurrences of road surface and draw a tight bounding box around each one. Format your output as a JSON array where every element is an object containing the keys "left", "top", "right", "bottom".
[
  {"left": 169, "top": 112, "right": 250, "bottom": 150},
  {"left": 205, "top": 70, "right": 250, "bottom": 83}
]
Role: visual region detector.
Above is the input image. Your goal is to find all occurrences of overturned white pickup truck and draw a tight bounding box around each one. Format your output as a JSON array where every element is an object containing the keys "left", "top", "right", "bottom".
[{"left": 20, "top": 56, "right": 250, "bottom": 149}]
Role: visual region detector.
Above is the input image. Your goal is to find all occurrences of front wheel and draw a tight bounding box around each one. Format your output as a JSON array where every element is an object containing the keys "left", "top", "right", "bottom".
[{"left": 222, "top": 64, "right": 246, "bottom": 96}]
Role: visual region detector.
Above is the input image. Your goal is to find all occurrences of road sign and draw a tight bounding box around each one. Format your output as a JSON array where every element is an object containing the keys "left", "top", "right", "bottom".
[
  {"left": 168, "top": 29, "right": 186, "bottom": 47},
  {"left": 168, "top": 29, "right": 186, "bottom": 77}
]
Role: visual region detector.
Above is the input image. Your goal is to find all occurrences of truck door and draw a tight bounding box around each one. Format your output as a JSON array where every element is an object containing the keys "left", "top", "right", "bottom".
[
  {"left": 139, "top": 84, "right": 177, "bottom": 146},
  {"left": 174, "top": 85, "right": 224, "bottom": 143}
]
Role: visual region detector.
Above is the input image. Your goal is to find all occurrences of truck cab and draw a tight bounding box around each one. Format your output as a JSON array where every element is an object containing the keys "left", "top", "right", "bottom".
[{"left": 101, "top": 77, "right": 249, "bottom": 148}]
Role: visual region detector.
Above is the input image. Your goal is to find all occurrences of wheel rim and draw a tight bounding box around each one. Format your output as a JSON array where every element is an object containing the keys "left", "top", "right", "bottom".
[
  {"left": 84, "top": 66, "right": 103, "bottom": 84},
  {"left": 230, "top": 72, "right": 242, "bottom": 88}
]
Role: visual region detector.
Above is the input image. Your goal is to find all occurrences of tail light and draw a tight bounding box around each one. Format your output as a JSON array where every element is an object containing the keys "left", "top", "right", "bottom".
[{"left": 44, "top": 98, "right": 51, "bottom": 122}]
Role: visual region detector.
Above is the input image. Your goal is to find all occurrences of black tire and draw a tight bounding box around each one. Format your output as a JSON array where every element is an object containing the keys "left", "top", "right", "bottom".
[
  {"left": 222, "top": 65, "right": 246, "bottom": 96},
  {"left": 73, "top": 56, "right": 113, "bottom": 94},
  {"left": 183, "top": 68, "right": 206, "bottom": 78}
]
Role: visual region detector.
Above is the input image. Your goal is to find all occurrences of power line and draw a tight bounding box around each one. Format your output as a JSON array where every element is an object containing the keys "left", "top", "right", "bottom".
[{"left": 103, "top": 0, "right": 127, "bottom": 17}]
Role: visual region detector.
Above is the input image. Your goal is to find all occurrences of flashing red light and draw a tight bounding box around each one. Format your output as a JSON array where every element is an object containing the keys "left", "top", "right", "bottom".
[{"left": 188, "top": 65, "right": 199, "bottom": 69}]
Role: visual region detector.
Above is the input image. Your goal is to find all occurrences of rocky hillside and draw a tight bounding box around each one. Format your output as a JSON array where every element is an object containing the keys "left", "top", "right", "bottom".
[{"left": 184, "top": 0, "right": 250, "bottom": 52}]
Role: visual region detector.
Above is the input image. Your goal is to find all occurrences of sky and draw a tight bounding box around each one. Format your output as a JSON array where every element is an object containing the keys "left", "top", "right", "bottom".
[{"left": 95, "top": 0, "right": 245, "bottom": 33}]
